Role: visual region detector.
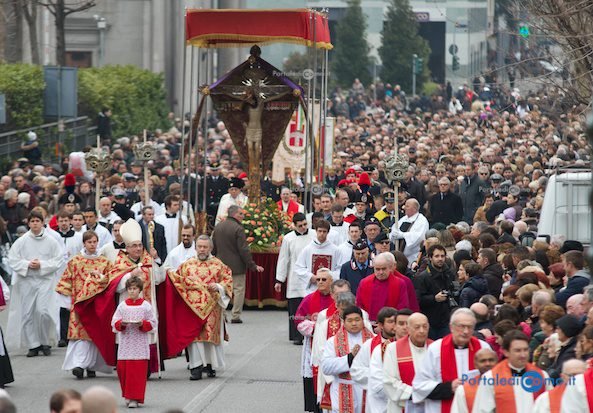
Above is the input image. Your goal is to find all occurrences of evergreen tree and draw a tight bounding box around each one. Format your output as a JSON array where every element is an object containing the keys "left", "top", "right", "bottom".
[
  {"left": 331, "top": 0, "right": 371, "bottom": 88},
  {"left": 379, "top": 0, "right": 431, "bottom": 93}
]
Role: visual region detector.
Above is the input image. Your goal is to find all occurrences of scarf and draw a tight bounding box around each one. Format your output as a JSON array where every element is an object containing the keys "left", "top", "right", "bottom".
[
  {"left": 440, "top": 334, "right": 481, "bottom": 413},
  {"left": 490, "top": 360, "right": 546, "bottom": 412},
  {"left": 334, "top": 326, "right": 373, "bottom": 413}
]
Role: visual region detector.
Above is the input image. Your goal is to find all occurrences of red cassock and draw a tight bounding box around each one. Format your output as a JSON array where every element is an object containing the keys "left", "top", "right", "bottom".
[
  {"left": 277, "top": 200, "right": 300, "bottom": 218},
  {"left": 355, "top": 274, "right": 409, "bottom": 321},
  {"left": 392, "top": 270, "right": 420, "bottom": 312}
]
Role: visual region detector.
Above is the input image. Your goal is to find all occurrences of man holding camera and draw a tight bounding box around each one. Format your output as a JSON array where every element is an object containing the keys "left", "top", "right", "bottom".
[{"left": 413, "top": 244, "right": 456, "bottom": 340}]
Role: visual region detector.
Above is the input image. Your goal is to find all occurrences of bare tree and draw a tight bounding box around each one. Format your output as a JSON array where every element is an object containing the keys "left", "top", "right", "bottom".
[
  {"left": 22, "top": 0, "right": 39, "bottom": 64},
  {"left": 518, "top": 0, "right": 593, "bottom": 107},
  {"left": 38, "top": 0, "right": 95, "bottom": 65},
  {"left": 0, "top": 0, "right": 24, "bottom": 62}
]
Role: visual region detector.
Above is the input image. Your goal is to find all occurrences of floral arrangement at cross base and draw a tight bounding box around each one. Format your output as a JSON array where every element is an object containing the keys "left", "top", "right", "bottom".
[{"left": 242, "top": 198, "right": 292, "bottom": 252}]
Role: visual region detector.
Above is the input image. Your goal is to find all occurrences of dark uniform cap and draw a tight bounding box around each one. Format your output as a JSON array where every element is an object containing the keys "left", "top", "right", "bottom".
[
  {"left": 374, "top": 232, "right": 390, "bottom": 243},
  {"left": 210, "top": 162, "right": 221, "bottom": 170},
  {"left": 384, "top": 192, "right": 395, "bottom": 203},
  {"left": 365, "top": 217, "right": 381, "bottom": 227},
  {"left": 229, "top": 177, "right": 245, "bottom": 189},
  {"left": 354, "top": 191, "right": 368, "bottom": 204},
  {"left": 123, "top": 173, "right": 137, "bottom": 181},
  {"left": 58, "top": 192, "right": 82, "bottom": 205},
  {"left": 353, "top": 240, "right": 369, "bottom": 250}
]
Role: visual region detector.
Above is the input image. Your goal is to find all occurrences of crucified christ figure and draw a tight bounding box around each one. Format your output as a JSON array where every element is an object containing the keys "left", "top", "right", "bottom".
[{"left": 214, "top": 68, "right": 293, "bottom": 201}]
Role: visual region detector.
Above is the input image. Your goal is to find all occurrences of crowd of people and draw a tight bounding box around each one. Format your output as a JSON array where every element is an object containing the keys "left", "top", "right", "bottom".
[{"left": 0, "top": 72, "right": 590, "bottom": 413}]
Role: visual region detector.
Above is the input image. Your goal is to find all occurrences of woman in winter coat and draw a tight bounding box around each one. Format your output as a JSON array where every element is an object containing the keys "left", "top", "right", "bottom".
[{"left": 457, "top": 260, "right": 490, "bottom": 308}]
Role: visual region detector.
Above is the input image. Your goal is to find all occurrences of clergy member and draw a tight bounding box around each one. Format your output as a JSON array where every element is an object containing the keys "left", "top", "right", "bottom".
[
  {"left": 294, "top": 220, "right": 342, "bottom": 295},
  {"left": 99, "top": 220, "right": 126, "bottom": 263},
  {"left": 450, "top": 348, "right": 498, "bottom": 413},
  {"left": 321, "top": 305, "right": 374, "bottom": 413},
  {"left": 356, "top": 252, "right": 410, "bottom": 322},
  {"left": 351, "top": 307, "right": 398, "bottom": 413},
  {"left": 155, "top": 195, "right": 187, "bottom": 255},
  {"left": 533, "top": 359, "right": 586, "bottom": 413},
  {"left": 471, "top": 330, "right": 552, "bottom": 412},
  {"left": 56, "top": 230, "right": 112, "bottom": 379},
  {"left": 389, "top": 199, "right": 429, "bottom": 266},
  {"left": 295, "top": 268, "right": 335, "bottom": 413},
  {"left": 558, "top": 360, "right": 593, "bottom": 412},
  {"left": 412, "top": 308, "right": 490, "bottom": 413},
  {"left": 82, "top": 207, "right": 113, "bottom": 249},
  {"left": 275, "top": 213, "right": 314, "bottom": 345},
  {"left": 6, "top": 210, "right": 64, "bottom": 357},
  {"left": 167, "top": 235, "right": 232, "bottom": 380},
  {"left": 277, "top": 187, "right": 303, "bottom": 218},
  {"left": 383, "top": 313, "right": 432, "bottom": 413},
  {"left": 215, "top": 178, "right": 247, "bottom": 225},
  {"left": 163, "top": 224, "right": 197, "bottom": 270}
]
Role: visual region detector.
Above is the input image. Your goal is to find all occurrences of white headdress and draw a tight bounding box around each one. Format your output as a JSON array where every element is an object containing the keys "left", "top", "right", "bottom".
[{"left": 120, "top": 218, "right": 142, "bottom": 245}]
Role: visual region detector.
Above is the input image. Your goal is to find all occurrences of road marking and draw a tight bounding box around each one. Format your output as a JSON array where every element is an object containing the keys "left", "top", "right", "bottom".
[{"left": 183, "top": 335, "right": 276, "bottom": 412}]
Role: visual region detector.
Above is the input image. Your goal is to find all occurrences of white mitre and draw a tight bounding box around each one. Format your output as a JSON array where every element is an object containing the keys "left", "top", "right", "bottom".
[{"left": 120, "top": 218, "right": 142, "bottom": 246}]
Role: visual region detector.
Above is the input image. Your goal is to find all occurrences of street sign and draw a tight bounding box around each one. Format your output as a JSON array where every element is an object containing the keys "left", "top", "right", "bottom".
[
  {"left": 43, "top": 66, "right": 78, "bottom": 118},
  {"left": 448, "top": 44, "right": 459, "bottom": 55}
]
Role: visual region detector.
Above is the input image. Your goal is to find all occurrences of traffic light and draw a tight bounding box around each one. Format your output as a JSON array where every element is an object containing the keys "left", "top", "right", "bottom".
[
  {"left": 415, "top": 57, "right": 423, "bottom": 74},
  {"left": 452, "top": 55, "right": 460, "bottom": 72}
]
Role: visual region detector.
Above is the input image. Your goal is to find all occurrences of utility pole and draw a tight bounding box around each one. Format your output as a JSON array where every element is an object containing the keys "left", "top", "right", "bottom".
[{"left": 412, "top": 54, "right": 417, "bottom": 97}]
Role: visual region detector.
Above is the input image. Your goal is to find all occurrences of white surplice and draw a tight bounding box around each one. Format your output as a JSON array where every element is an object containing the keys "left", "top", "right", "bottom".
[
  {"left": 560, "top": 373, "right": 590, "bottom": 413},
  {"left": 472, "top": 366, "right": 553, "bottom": 413},
  {"left": 163, "top": 242, "right": 196, "bottom": 270},
  {"left": 293, "top": 239, "right": 342, "bottom": 295},
  {"left": 351, "top": 337, "right": 390, "bottom": 413},
  {"left": 412, "top": 338, "right": 490, "bottom": 413},
  {"left": 312, "top": 309, "right": 373, "bottom": 405},
  {"left": 6, "top": 229, "right": 64, "bottom": 350},
  {"left": 275, "top": 230, "right": 314, "bottom": 299},
  {"left": 322, "top": 331, "right": 366, "bottom": 413},
  {"left": 383, "top": 338, "right": 430, "bottom": 413},
  {"left": 155, "top": 213, "right": 188, "bottom": 254},
  {"left": 215, "top": 192, "right": 247, "bottom": 225},
  {"left": 389, "top": 212, "right": 429, "bottom": 266}
]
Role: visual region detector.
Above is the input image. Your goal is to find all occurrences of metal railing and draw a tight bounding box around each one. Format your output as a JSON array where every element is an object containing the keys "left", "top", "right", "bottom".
[{"left": 0, "top": 117, "right": 97, "bottom": 165}]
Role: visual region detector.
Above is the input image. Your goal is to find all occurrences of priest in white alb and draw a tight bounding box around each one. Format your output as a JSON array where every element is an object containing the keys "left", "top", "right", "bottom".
[
  {"left": 533, "top": 359, "right": 585, "bottom": 413},
  {"left": 383, "top": 313, "right": 432, "bottom": 413},
  {"left": 155, "top": 195, "right": 188, "bottom": 255},
  {"left": 6, "top": 210, "right": 64, "bottom": 356},
  {"left": 321, "top": 305, "right": 374, "bottom": 413},
  {"left": 412, "top": 308, "right": 490, "bottom": 413},
  {"left": 472, "top": 330, "right": 553, "bottom": 412},
  {"left": 450, "top": 348, "right": 498, "bottom": 413},
  {"left": 351, "top": 307, "right": 398, "bottom": 413},
  {"left": 163, "top": 224, "right": 197, "bottom": 270}
]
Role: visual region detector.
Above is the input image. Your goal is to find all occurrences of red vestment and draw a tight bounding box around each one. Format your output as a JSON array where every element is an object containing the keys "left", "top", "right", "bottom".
[
  {"left": 277, "top": 200, "right": 300, "bottom": 218},
  {"left": 355, "top": 274, "right": 409, "bottom": 321}
]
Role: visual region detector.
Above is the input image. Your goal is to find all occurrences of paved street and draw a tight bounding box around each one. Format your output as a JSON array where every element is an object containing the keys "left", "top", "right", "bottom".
[{"left": 2, "top": 309, "right": 303, "bottom": 413}]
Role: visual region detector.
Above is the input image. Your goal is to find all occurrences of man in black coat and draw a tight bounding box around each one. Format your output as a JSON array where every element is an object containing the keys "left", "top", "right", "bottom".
[
  {"left": 404, "top": 166, "right": 427, "bottom": 214},
  {"left": 206, "top": 162, "right": 229, "bottom": 219},
  {"left": 97, "top": 107, "right": 112, "bottom": 142},
  {"left": 477, "top": 248, "right": 505, "bottom": 296},
  {"left": 458, "top": 164, "right": 486, "bottom": 224},
  {"left": 413, "top": 244, "right": 456, "bottom": 339},
  {"left": 429, "top": 177, "right": 463, "bottom": 225},
  {"left": 138, "top": 206, "right": 167, "bottom": 263}
]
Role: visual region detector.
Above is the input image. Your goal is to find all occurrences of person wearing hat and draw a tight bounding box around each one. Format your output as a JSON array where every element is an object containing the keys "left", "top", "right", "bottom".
[
  {"left": 556, "top": 250, "right": 590, "bottom": 308},
  {"left": 363, "top": 218, "right": 383, "bottom": 253},
  {"left": 205, "top": 162, "right": 229, "bottom": 222},
  {"left": 215, "top": 177, "right": 247, "bottom": 226},
  {"left": 6, "top": 210, "right": 65, "bottom": 357},
  {"left": 21, "top": 130, "right": 42, "bottom": 165},
  {"left": 374, "top": 192, "right": 398, "bottom": 232},
  {"left": 345, "top": 191, "right": 371, "bottom": 224},
  {"left": 373, "top": 232, "right": 392, "bottom": 254},
  {"left": 547, "top": 314, "right": 582, "bottom": 380},
  {"left": 339, "top": 240, "right": 374, "bottom": 295},
  {"left": 122, "top": 173, "right": 140, "bottom": 206}
]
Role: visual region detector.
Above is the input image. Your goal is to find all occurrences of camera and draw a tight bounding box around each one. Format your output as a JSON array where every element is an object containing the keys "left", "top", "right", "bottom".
[{"left": 441, "top": 290, "right": 450, "bottom": 297}]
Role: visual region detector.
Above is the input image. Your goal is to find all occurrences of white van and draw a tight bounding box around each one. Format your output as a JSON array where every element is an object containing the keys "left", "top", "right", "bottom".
[{"left": 538, "top": 170, "right": 591, "bottom": 245}]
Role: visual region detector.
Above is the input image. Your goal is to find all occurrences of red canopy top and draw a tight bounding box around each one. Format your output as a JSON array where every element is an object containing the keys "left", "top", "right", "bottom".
[{"left": 185, "top": 8, "right": 332, "bottom": 50}]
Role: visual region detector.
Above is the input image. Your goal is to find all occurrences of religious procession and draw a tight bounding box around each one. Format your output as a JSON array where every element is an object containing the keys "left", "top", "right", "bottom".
[{"left": 0, "top": 4, "right": 593, "bottom": 413}]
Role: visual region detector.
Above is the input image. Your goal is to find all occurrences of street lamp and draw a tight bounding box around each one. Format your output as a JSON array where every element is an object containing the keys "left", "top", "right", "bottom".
[{"left": 94, "top": 15, "right": 107, "bottom": 67}]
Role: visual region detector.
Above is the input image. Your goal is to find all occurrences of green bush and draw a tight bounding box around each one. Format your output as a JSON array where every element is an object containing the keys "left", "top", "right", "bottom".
[
  {"left": 78, "top": 65, "right": 170, "bottom": 137},
  {"left": 0, "top": 64, "right": 45, "bottom": 131},
  {"left": 422, "top": 81, "right": 440, "bottom": 96}
]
